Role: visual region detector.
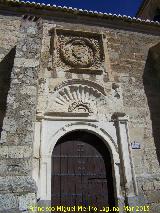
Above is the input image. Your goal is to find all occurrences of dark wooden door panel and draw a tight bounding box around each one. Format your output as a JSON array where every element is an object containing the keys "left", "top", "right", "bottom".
[{"left": 51, "top": 132, "right": 115, "bottom": 212}]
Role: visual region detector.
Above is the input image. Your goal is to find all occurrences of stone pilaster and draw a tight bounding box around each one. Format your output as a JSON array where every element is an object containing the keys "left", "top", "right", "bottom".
[
  {"left": 0, "top": 15, "right": 42, "bottom": 212},
  {"left": 112, "top": 113, "right": 141, "bottom": 210}
]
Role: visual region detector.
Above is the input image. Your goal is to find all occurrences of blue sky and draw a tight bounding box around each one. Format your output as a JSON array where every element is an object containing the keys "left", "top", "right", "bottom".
[{"left": 23, "top": 0, "right": 144, "bottom": 17}]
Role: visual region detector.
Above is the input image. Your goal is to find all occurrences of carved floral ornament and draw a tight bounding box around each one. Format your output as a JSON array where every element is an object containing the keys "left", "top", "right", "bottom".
[
  {"left": 60, "top": 38, "right": 96, "bottom": 68},
  {"left": 46, "top": 84, "right": 106, "bottom": 115}
]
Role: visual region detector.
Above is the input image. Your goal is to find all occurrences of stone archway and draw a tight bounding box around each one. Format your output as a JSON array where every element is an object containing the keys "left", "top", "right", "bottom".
[
  {"left": 36, "top": 119, "right": 138, "bottom": 211},
  {"left": 51, "top": 130, "right": 115, "bottom": 210}
]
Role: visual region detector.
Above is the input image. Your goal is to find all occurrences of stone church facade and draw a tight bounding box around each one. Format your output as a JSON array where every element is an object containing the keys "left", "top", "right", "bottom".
[{"left": 0, "top": 0, "right": 160, "bottom": 212}]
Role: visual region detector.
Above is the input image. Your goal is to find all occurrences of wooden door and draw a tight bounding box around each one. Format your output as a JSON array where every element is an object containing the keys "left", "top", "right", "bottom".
[{"left": 51, "top": 131, "right": 115, "bottom": 211}]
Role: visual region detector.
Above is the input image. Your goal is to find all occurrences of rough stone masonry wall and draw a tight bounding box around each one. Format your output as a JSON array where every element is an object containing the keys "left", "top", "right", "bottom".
[
  {"left": 106, "top": 30, "right": 160, "bottom": 212},
  {"left": 0, "top": 14, "right": 42, "bottom": 212},
  {"left": 0, "top": 14, "right": 20, "bottom": 137}
]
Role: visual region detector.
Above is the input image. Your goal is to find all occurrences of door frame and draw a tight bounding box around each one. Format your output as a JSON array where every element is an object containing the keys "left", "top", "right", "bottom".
[{"left": 33, "top": 117, "right": 138, "bottom": 211}]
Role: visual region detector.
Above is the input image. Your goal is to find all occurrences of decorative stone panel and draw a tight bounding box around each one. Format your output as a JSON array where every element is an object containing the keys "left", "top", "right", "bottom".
[
  {"left": 49, "top": 29, "right": 105, "bottom": 75},
  {"left": 37, "top": 78, "right": 124, "bottom": 118},
  {"left": 45, "top": 83, "right": 106, "bottom": 116}
]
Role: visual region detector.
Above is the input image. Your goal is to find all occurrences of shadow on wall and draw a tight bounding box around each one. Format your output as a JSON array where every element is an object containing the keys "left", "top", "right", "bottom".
[
  {"left": 143, "top": 42, "right": 160, "bottom": 165},
  {"left": 0, "top": 47, "right": 16, "bottom": 137}
]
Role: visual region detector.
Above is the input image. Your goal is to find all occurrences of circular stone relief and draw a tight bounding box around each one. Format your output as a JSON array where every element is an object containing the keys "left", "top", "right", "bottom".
[{"left": 60, "top": 38, "right": 96, "bottom": 68}]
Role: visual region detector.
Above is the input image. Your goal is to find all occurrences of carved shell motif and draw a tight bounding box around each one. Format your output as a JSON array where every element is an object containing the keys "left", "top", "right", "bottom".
[{"left": 49, "top": 85, "right": 104, "bottom": 114}]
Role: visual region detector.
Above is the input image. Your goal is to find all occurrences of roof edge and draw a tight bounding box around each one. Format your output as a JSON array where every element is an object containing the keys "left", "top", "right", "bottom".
[{"left": 0, "top": 0, "right": 159, "bottom": 27}]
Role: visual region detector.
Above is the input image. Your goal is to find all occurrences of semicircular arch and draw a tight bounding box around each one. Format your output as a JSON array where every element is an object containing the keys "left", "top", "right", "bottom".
[{"left": 47, "top": 123, "right": 120, "bottom": 164}]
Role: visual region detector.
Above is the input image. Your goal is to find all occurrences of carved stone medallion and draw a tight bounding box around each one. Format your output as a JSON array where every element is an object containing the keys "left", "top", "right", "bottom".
[
  {"left": 60, "top": 38, "right": 96, "bottom": 68},
  {"left": 50, "top": 29, "right": 105, "bottom": 74}
]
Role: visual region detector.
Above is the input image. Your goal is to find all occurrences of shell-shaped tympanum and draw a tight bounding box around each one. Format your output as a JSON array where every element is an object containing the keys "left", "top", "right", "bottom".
[{"left": 47, "top": 84, "right": 105, "bottom": 115}]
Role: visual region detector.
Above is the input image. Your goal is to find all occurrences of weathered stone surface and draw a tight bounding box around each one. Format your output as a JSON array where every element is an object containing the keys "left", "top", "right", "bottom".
[
  {"left": 0, "top": 194, "right": 18, "bottom": 211},
  {"left": 0, "top": 145, "right": 8, "bottom": 158},
  {"left": 0, "top": 12, "right": 41, "bottom": 212},
  {"left": 19, "top": 193, "right": 36, "bottom": 211},
  {"left": 149, "top": 203, "right": 160, "bottom": 213},
  {"left": 0, "top": 176, "right": 37, "bottom": 193},
  {"left": 142, "top": 182, "right": 155, "bottom": 191},
  {"left": 14, "top": 58, "right": 40, "bottom": 68},
  {"left": 8, "top": 146, "right": 32, "bottom": 158},
  {"left": 145, "top": 191, "right": 160, "bottom": 204},
  {"left": 0, "top": 209, "right": 22, "bottom": 213},
  {"left": 0, "top": 158, "right": 32, "bottom": 176},
  {"left": 154, "top": 181, "right": 160, "bottom": 190}
]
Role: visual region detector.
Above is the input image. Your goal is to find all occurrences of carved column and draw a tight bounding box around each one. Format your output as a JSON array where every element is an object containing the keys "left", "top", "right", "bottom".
[{"left": 0, "top": 16, "right": 42, "bottom": 212}]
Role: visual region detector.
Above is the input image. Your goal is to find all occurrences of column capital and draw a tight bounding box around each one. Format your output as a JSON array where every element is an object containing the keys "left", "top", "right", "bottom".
[{"left": 111, "top": 112, "right": 129, "bottom": 121}]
